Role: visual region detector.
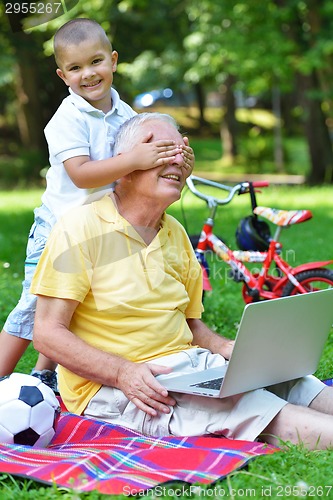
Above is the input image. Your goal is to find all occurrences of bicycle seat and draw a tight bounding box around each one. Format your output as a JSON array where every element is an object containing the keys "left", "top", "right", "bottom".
[{"left": 253, "top": 206, "right": 312, "bottom": 226}]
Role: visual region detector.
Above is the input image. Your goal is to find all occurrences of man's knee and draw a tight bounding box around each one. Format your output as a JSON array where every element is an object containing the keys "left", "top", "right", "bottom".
[
  {"left": 309, "top": 386, "right": 333, "bottom": 414},
  {"left": 260, "top": 402, "right": 333, "bottom": 449},
  {"left": 260, "top": 403, "right": 310, "bottom": 445}
]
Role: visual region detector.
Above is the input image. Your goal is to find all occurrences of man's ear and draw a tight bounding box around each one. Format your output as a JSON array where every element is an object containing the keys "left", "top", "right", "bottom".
[
  {"left": 116, "top": 154, "right": 133, "bottom": 183},
  {"left": 56, "top": 68, "right": 69, "bottom": 86},
  {"left": 122, "top": 172, "right": 134, "bottom": 182}
]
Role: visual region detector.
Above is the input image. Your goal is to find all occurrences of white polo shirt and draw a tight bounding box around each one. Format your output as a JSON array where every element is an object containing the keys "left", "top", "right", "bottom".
[{"left": 42, "top": 88, "right": 136, "bottom": 219}]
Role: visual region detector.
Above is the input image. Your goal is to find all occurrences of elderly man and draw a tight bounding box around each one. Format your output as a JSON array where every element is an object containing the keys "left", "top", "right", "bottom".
[{"left": 32, "top": 112, "right": 333, "bottom": 449}]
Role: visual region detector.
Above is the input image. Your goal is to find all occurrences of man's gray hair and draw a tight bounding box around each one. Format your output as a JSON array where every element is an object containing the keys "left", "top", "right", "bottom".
[{"left": 114, "top": 113, "right": 179, "bottom": 155}]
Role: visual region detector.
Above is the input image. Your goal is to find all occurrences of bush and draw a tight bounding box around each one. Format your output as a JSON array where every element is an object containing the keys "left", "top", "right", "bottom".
[{"left": 0, "top": 150, "right": 47, "bottom": 189}]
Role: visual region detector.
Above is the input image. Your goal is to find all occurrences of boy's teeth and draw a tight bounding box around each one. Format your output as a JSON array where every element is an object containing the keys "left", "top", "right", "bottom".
[{"left": 85, "top": 81, "right": 100, "bottom": 87}]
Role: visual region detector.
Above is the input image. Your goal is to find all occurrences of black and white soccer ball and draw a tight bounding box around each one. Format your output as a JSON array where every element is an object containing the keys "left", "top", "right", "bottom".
[{"left": 0, "top": 373, "right": 60, "bottom": 447}]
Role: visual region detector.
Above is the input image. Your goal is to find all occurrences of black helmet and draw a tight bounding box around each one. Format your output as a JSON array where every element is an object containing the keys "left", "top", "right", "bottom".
[{"left": 235, "top": 215, "right": 271, "bottom": 251}]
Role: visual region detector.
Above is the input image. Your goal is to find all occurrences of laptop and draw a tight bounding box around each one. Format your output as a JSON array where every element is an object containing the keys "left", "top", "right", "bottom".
[{"left": 156, "top": 289, "right": 333, "bottom": 398}]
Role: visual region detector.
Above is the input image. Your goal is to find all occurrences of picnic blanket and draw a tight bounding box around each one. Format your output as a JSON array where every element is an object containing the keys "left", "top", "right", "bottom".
[
  {"left": 2, "top": 378, "right": 333, "bottom": 494},
  {"left": 0, "top": 408, "right": 277, "bottom": 495}
]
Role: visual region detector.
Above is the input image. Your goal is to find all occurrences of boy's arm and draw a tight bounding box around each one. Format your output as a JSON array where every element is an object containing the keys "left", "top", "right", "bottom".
[{"left": 64, "top": 137, "right": 184, "bottom": 189}]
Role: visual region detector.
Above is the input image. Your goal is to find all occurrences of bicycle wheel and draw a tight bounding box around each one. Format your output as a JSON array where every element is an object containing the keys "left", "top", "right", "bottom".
[
  {"left": 282, "top": 268, "right": 333, "bottom": 296},
  {"left": 241, "top": 273, "right": 283, "bottom": 304}
]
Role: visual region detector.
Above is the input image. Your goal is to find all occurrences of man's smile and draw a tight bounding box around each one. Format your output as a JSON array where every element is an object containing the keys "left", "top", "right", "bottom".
[{"left": 161, "top": 173, "right": 181, "bottom": 182}]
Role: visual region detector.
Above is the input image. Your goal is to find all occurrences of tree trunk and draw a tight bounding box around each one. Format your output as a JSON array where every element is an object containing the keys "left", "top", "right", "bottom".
[
  {"left": 12, "top": 31, "right": 48, "bottom": 179},
  {"left": 220, "top": 74, "right": 238, "bottom": 162},
  {"left": 272, "top": 86, "right": 284, "bottom": 172},
  {"left": 193, "top": 82, "right": 208, "bottom": 130},
  {"left": 296, "top": 71, "right": 333, "bottom": 184},
  {"left": 14, "top": 34, "right": 45, "bottom": 148}
]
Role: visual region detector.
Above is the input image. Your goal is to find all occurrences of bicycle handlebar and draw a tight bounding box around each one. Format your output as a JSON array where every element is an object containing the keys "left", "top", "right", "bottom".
[
  {"left": 186, "top": 175, "right": 269, "bottom": 206},
  {"left": 250, "top": 180, "right": 270, "bottom": 188}
]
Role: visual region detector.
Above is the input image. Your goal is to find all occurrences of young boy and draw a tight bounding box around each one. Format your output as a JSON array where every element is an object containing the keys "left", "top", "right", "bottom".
[{"left": 0, "top": 18, "right": 194, "bottom": 391}]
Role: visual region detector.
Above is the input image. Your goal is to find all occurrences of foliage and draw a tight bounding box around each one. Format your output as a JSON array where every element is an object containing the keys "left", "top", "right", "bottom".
[
  {"left": 184, "top": 1, "right": 292, "bottom": 91},
  {"left": 2, "top": 1, "right": 333, "bottom": 183},
  {"left": 183, "top": 0, "right": 333, "bottom": 95}
]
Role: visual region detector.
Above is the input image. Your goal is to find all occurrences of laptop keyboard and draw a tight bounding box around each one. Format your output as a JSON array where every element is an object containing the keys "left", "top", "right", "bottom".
[{"left": 190, "top": 377, "right": 223, "bottom": 390}]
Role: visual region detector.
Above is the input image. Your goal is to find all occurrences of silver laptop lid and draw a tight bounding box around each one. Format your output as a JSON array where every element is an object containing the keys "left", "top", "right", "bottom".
[
  {"left": 158, "top": 289, "right": 333, "bottom": 398},
  {"left": 219, "top": 288, "right": 333, "bottom": 397}
]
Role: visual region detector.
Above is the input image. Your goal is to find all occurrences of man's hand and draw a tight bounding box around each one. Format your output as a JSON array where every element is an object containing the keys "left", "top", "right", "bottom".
[
  {"left": 116, "top": 360, "right": 176, "bottom": 416},
  {"left": 219, "top": 339, "right": 235, "bottom": 360}
]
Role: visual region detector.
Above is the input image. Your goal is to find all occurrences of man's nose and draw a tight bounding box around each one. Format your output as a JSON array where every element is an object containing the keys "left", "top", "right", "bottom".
[{"left": 173, "top": 151, "right": 185, "bottom": 166}]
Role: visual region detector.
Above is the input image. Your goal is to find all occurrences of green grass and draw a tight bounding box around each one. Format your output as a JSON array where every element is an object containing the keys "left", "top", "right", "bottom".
[
  {"left": 0, "top": 190, "right": 42, "bottom": 373},
  {"left": 1, "top": 185, "right": 333, "bottom": 498}
]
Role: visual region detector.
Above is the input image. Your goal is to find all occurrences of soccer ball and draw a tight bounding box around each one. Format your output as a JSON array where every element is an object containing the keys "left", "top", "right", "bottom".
[{"left": 0, "top": 373, "right": 60, "bottom": 447}]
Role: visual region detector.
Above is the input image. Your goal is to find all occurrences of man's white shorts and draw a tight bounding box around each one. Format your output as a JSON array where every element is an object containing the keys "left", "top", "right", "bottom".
[{"left": 84, "top": 348, "right": 325, "bottom": 440}]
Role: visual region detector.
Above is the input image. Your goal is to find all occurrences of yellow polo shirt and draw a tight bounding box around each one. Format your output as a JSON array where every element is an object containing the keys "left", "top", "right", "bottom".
[{"left": 31, "top": 195, "right": 203, "bottom": 414}]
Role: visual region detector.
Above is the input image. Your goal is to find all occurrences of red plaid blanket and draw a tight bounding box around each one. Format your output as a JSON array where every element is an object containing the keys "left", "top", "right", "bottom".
[{"left": 0, "top": 409, "right": 277, "bottom": 495}]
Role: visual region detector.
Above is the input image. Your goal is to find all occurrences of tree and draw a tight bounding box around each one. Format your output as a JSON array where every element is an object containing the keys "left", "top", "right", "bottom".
[
  {"left": 2, "top": 0, "right": 333, "bottom": 184},
  {"left": 182, "top": 0, "right": 333, "bottom": 183},
  {"left": 0, "top": 6, "right": 64, "bottom": 179},
  {"left": 274, "top": 0, "right": 333, "bottom": 183}
]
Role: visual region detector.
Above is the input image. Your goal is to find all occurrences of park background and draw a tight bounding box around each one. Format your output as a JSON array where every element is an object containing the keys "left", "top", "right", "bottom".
[
  {"left": 1, "top": 1, "right": 333, "bottom": 498},
  {"left": 1, "top": 0, "right": 333, "bottom": 187}
]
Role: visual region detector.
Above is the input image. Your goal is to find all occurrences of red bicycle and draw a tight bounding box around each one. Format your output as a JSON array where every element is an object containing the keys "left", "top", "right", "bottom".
[{"left": 185, "top": 175, "right": 333, "bottom": 303}]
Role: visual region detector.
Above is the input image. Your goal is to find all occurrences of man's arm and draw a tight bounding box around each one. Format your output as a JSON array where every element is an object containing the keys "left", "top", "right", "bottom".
[
  {"left": 187, "top": 318, "right": 234, "bottom": 360},
  {"left": 33, "top": 295, "right": 175, "bottom": 416}
]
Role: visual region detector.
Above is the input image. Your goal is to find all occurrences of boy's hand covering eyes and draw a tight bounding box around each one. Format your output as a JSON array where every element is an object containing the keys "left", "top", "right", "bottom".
[{"left": 182, "top": 137, "right": 195, "bottom": 175}]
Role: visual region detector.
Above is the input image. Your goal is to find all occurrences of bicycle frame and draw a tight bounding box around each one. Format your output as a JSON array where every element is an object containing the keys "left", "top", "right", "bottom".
[
  {"left": 196, "top": 223, "right": 333, "bottom": 300},
  {"left": 187, "top": 175, "right": 333, "bottom": 302}
]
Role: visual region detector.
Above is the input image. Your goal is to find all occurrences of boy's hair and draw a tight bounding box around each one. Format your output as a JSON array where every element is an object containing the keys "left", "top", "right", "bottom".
[
  {"left": 114, "top": 113, "right": 179, "bottom": 156},
  {"left": 54, "top": 18, "right": 112, "bottom": 67}
]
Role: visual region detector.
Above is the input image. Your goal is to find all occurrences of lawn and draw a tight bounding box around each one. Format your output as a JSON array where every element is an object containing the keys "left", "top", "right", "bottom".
[{"left": 0, "top": 184, "right": 333, "bottom": 498}]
